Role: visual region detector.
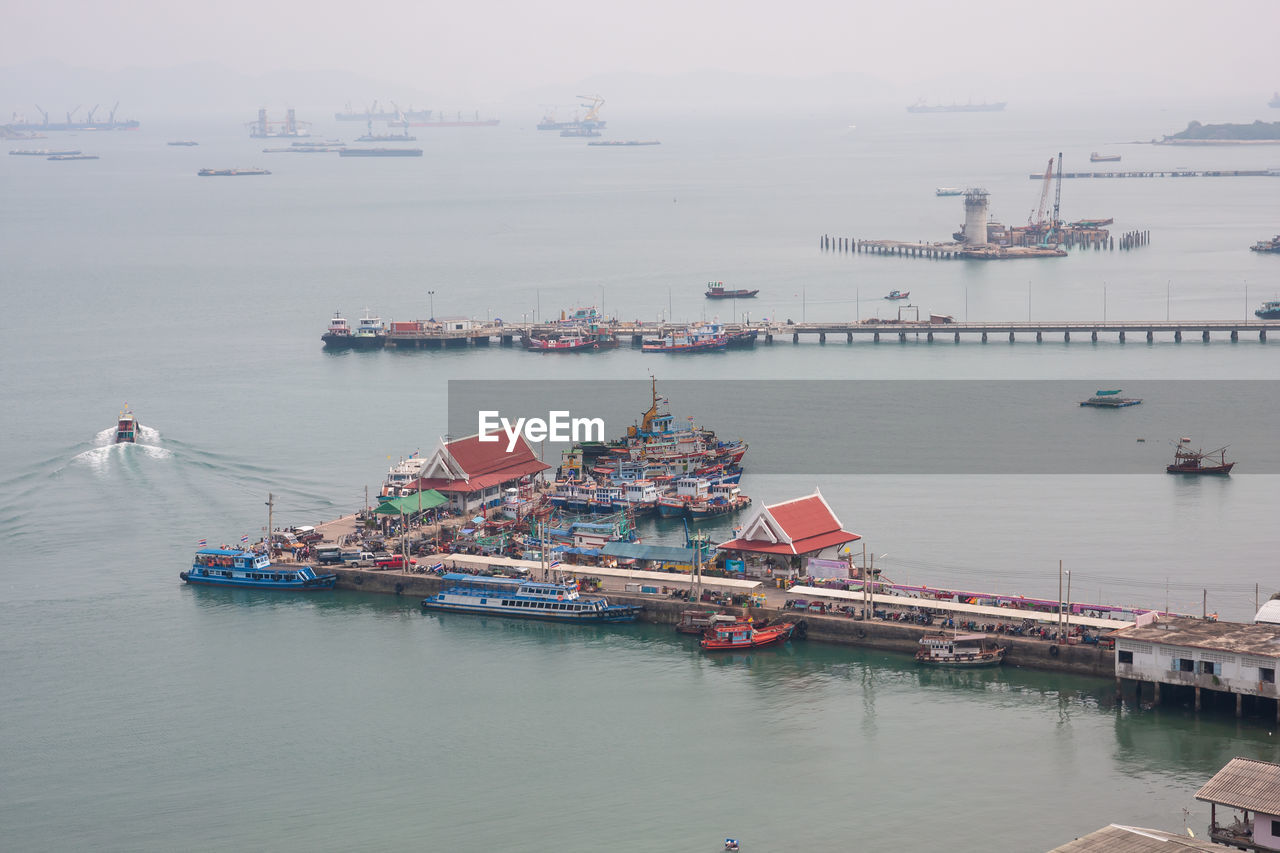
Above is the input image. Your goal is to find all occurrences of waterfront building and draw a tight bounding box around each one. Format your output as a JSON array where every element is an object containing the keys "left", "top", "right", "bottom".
[
  {"left": 433, "top": 315, "right": 481, "bottom": 331},
  {"left": 1196, "top": 757, "right": 1280, "bottom": 851},
  {"left": 1113, "top": 617, "right": 1280, "bottom": 719},
  {"left": 716, "top": 490, "right": 860, "bottom": 577},
  {"left": 411, "top": 434, "right": 549, "bottom": 513},
  {"left": 1046, "top": 824, "right": 1221, "bottom": 851}
]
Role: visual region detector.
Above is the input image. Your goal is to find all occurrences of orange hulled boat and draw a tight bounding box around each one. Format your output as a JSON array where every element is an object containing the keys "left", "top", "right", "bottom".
[{"left": 699, "top": 619, "right": 800, "bottom": 651}]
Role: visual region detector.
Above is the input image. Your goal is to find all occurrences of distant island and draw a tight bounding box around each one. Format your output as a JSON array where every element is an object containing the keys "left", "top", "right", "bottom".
[{"left": 1157, "top": 119, "right": 1280, "bottom": 144}]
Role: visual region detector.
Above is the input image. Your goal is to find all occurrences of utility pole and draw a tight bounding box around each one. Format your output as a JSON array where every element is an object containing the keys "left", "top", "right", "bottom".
[
  {"left": 265, "top": 493, "right": 274, "bottom": 551},
  {"left": 1065, "top": 570, "right": 1072, "bottom": 641},
  {"left": 1058, "top": 560, "right": 1064, "bottom": 641}
]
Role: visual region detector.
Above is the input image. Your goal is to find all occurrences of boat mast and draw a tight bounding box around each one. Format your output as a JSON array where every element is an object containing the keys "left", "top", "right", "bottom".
[{"left": 265, "top": 492, "right": 274, "bottom": 552}]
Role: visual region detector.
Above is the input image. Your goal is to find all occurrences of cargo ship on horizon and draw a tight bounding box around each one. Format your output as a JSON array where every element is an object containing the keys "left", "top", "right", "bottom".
[
  {"left": 335, "top": 102, "right": 430, "bottom": 122},
  {"left": 411, "top": 111, "right": 498, "bottom": 127},
  {"left": 907, "top": 99, "right": 1006, "bottom": 113},
  {"left": 5, "top": 103, "right": 138, "bottom": 131}
]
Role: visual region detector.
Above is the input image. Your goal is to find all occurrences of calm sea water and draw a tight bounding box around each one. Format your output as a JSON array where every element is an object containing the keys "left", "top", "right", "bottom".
[{"left": 3, "top": 101, "right": 1279, "bottom": 851}]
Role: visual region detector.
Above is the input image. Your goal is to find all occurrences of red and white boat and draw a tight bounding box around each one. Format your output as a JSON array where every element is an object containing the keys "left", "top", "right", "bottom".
[
  {"left": 115, "top": 407, "right": 138, "bottom": 443},
  {"left": 522, "top": 332, "right": 603, "bottom": 352},
  {"left": 641, "top": 323, "right": 728, "bottom": 353},
  {"left": 699, "top": 619, "right": 798, "bottom": 651}
]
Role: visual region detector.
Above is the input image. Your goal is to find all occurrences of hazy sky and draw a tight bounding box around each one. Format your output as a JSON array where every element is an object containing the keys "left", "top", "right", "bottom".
[{"left": 6, "top": 0, "right": 1278, "bottom": 100}]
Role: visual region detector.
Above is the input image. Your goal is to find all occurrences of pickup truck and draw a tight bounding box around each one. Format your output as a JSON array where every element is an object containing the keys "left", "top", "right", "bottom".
[
  {"left": 342, "top": 551, "right": 378, "bottom": 567},
  {"left": 374, "top": 554, "right": 416, "bottom": 570}
]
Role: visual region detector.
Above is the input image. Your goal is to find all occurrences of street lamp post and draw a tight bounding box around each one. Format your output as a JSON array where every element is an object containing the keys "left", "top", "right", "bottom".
[
  {"left": 1065, "top": 570, "right": 1072, "bottom": 641},
  {"left": 428, "top": 290, "right": 435, "bottom": 321}
]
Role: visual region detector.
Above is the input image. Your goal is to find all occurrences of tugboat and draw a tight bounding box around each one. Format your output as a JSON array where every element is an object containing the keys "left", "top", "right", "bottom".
[
  {"left": 1254, "top": 300, "right": 1280, "bottom": 319},
  {"left": 915, "top": 633, "right": 1006, "bottom": 667},
  {"left": 700, "top": 619, "right": 800, "bottom": 651},
  {"left": 181, "top": 547, "right": 337, "bottom": 590},
  {"left": 1166, "top": 443, "right": 1234, "bottom": 475},
  {"left": 115, "top": 407, "right": 138, "bottom": 443},
  {"left": 322, "top": 310, "right": 387, "bottom": 349},
  {"left": 705, "top": 282, "right": 759, "bottom": 299}
]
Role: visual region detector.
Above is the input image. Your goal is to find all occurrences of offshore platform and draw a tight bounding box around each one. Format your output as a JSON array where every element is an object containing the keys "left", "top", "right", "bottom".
[{"left": 246, "top": 108, "right": 311, "bottom": 138}]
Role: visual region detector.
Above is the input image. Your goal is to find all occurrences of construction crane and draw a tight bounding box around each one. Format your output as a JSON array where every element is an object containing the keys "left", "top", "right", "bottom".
[
  {"left": 86, "top": 104, "right": 100, "bottom": 123},
  {"left": 576, "top": 94, "right": 605, "bottom": 124},
  {"left": 1028, "top": 157, "right": 1054, "bottom": 232},
  {"left": 1050, "top": 151, "right": 1064, "bottom": 240},
  {"left": 34, "top": 104, "right": 48, "bottom": 125},
  {"left": 108, "top": 102, "right": 119, "bottom": 124}
]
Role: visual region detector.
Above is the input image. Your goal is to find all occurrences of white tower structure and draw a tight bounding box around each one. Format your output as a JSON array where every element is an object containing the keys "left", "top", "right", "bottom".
[{"left": 963, "top": 189, "right": 989, "bottom": 246}]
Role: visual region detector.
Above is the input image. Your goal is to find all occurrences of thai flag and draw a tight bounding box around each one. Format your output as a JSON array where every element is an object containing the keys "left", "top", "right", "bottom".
[
  {"left": 197, "top": 538, "right": 207, "bottom": 546},
  {"left": 550, "top": 560, "right": 561, "bottom": 568},
  {"left": 431, "top": 562, "right": 444, "bottom": 571},
  {"left": 241, "top": 534, "right": 250, "bottom": 543}
]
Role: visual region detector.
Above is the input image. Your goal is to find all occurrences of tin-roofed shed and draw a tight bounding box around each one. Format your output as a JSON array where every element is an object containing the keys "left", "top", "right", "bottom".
[{"left": 1196, "top": 757, "right": 1280, "bottom": 851}]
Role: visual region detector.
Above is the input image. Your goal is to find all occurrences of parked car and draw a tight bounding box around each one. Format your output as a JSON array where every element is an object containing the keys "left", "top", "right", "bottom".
[{"left": 374, "top": 554, "right": 416, "bottom": 570}]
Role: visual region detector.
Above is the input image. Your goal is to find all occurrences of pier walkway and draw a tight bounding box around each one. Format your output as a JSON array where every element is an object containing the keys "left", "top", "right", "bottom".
[{"left": 379, "top": 319, "right": 1274, "bottom": 348}]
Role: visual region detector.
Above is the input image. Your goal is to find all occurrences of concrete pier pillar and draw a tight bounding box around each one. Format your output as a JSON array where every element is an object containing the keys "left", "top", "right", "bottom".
[
  {"left": 765, "top": 333, "right": 773, "bottom": 344},
  {"left": 1261, "top": 330, "right": 1267, "bottom": 342},
  {"left": 1154, "top": 682, "right": 1161, "bottom": 703},
  {"left": 1202, "top": 330, "right": 1210, "bottom": 342},
  {"left": 1174, "top": 330, "right": 1182, "bottom": 342},
  {"left": 981, "top": 332, "right": 987, "bottom": 342},
  {"left": 1036, "top": 331, "right": 1042, "bottom": 342},
  {"left": 792, "top": 332, "right": 799, "bottom": 344},
  {"left": 1231, "top": 330, "right": 1238, "bottom": 341},
  {"left": 819, "top": 332, "right": 826, "bottom": 343},
  {"left": 1091, "top": 330, "right": 1098, "bottom": 342},
  {"left": 953, "top": 332, "right": 960, "bottom": 343},
  {"left": 846, "top": 332, "right": 852, "bottom": 343},
  {"left": 1195, "top": 686, "right": 1202, "bottom": 712},
  {"left": 874, "top": 332, "right": 880, "bottom": 343},
  {"left": 927, "top": 332, "right": 934, "bottom": 342},
  {"left": 1119, "top": 330, "right": 1125, "bottom": 342},
  {"left": 1064, "top": 331, "right": 1070, "bottom": 342},
  {"left": 1237, "top": 693, "right": 1244, "bottom": 718},
  {"left": 1116, "top": 677, "right": 1123, "bottom": 701},
  {"left": 898, "top": 331, "right": 906, "bottom": 342},
  {"left": 1147, "top": 330, "right": 1154, "bottom": 342},
  {"left": 1009, "top": 331, "right": 1015, "bottom": 342}
]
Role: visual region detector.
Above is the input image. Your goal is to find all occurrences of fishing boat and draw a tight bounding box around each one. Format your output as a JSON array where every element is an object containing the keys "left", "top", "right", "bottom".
[
  {"left": 884, "top": 290, "right": 910, "bottom": 300},
  {"left": 700, "top": 619, "right": 798, "bottom": 651},
  {"left": 1250, "top": 238, "right": 1280, "bottom": 254},
  {"left": 1256, "top": 300, "right": 1280, "bottom": 318},
  {"left": 197, "top": 168, "right": 270, "bottom": 176},
  {"left": 1080, "top": 389, "right": 1141, "bottom": 408},
  {"left": 642, "top": 323, "right": 729, "bottom": 353},
  {"left": 705, "top": 282, "right": 759, "bottom": 299},
  {"left": 115, "top": 407, "right": 138, "bottom": 443},
  {"left": 915, "top": 633, "right": 1006, "bottom": 667},
  {"left": 935, "top": 187, "right": 964, "bottom": 196},
  {"left": 321, "top": 310, "right": 386, "bottom": 349},
  {"left": 421, "top": 573, "right": 641, "bottom": 622},
  {"left": 1090, "top": 152, "right": 1121, "bottom": 162},
  {"left": 1166, "top": 444, "right": 1234, "bottom": 475},
  {"left": 181, "top": 548, "right": 337, "bottom": 590}
]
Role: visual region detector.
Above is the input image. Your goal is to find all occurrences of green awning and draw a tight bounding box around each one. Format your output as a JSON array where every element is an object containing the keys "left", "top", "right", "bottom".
[{"left": 375, "top": 490, "right": 447, "bottom": 515}]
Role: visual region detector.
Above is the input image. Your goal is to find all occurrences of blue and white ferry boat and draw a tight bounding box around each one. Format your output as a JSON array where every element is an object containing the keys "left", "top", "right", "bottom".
[
  {"left": 181, "top": 548, "right": 337, "bottom": 590},
  {"left": 421, "top": 573, "right": 641, "bottom": 623}
]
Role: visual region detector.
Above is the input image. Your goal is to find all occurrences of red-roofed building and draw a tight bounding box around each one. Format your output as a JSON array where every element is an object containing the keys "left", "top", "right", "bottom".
[
  {"left": 717, "top": 490, "right": 860, "bottom": 575},
  {"left": 412, "top": 433, "right": 550, "bottom": 513}
]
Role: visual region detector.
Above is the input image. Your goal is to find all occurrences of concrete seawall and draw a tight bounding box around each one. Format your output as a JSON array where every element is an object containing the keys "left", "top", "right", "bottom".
[{"left": 335, "top": 567, "right": 1114, "bottom": 679}]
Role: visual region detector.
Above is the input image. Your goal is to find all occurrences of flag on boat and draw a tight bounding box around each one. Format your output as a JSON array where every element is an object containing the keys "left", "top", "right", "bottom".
[
  {"left": 241, "top": 534, "right": 250, "bottom": 543},
  {"left": 431, "top": 562, "right": 444, "bottom": 571},
  {"left": 197, "top": 538, "right": 207, "bottom": 546}
]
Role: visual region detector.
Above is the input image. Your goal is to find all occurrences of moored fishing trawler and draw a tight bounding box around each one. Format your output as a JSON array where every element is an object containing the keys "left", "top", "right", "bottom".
[
  {"left": 421, "top": 573, "right": 641, "bottom": 623},
  {"left": 642, "top": 323, "right": 729, "bottom": 353},
  {"left": 915, "top": 633, "right": 1006, "bottom": 667},
  {"left": 115, "top": 407, "right": 138, "bottom": 443},
  {"left": 1256, "top": 300, "right": 1280, "bottom": 318},
  {"left": 705, "top": 282, "right": 759, "bottom": 299},
  {"left": 181, "top": 548, "right": 337, "bottom": 590},
  {"left": 699, "top": 619, "right": 798, "bottom": 651},
  {"left": 1166, "top": 444, "right": 1234, "bottom": 475}
]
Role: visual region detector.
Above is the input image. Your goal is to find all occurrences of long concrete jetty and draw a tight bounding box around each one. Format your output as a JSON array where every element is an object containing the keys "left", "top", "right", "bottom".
[{"left": 378, "top": 318, "right": 1273, "bottom": 349}]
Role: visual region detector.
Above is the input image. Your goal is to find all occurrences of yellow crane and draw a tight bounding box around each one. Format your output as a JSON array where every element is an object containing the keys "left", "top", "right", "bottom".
[
  {"left": 576, "top": 94, "right": 605, "bottom": 123},
  {"left": 1029, "top": 157, "right": 1054, "bottom": 231}
]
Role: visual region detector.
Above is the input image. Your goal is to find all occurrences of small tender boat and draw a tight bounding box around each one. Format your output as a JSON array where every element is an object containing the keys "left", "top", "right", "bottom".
[
  {"left": 1166, "top": 444, "right": 1234, "bottom": 475},
  {"left": 1080, "top": 389, "right": 1141, "bottom": 408},
  {"left": 115, "top": 407, "right": 138, "bottom": 443},
  {"left": 884, "top": 290, "right": 910, "bottom": 300},
  {"left": 700, "top": 619, "right": 798, "bottom": 651},
  {"left": 675, "top": 610, "right": 738, "bottom": 635},
  {"left": 705, "top": 282, "right": 759, "bottom": 299},
  {"left": 181, "top": 548, "right": 337, "bottom": 590},
  {"left": 915, "top": 633, "right": 1006, "bottom": 667}
]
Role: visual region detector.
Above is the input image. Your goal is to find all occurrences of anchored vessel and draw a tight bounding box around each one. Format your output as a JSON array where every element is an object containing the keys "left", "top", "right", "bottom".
[
  {"left": 1080, "top": 389, "right": 1141, "bottom": 408},
  {"left": 884, "top": 290, "right": 909, "bottom": 300},
  {"left": 198, "top": 168, "right": 270, "bottom": 176},
  {"left": 1090, "top": 152, "right": 1121, "bottom": 162},
  {"left": 705, "top": 282, "right": 759, "bottom": 299},
  {"left": 115, "top": 407, "right": 138, "bottom": 443},
  {"left": 1256, "top": 300, "right": 1280, "bottom": 319},
  {"left": 1251, "top": 237, "right": 1280, "bottom": 254},
  {"left": 322, "top": 310, "right": 387, "bottom": 349},
  {"left": 915, "top": 633, "right": 1006, "bottom": 667},
  {"left": 642, "top": 323, "right": 729, "bottom": 353},
  {"left": 181, "top": 548, "right": 337, "bottom": 590},
  {"left": 1166, "top": 444, "right": 1234, "bottom": 475},
  {"left": 935, "top": 187, "right": 964, "bottom": 196},
  {"left": 421, "top": 573, "right": 642, "bottom": 623},
  {"left": 339, "top": 147, "right": 423, "bottom": 157}
]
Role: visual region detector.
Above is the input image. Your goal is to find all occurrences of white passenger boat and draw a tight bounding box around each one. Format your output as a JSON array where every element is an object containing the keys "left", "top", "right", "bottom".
[{"left": 421, "top": 573, "right": 641, "bottom": 622}]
